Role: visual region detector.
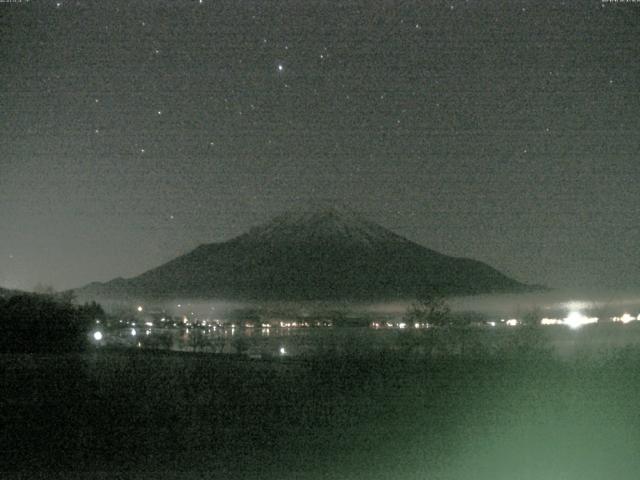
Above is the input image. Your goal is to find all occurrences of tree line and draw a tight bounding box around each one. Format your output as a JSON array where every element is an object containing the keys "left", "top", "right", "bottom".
[{"left": 0, "top": 292, "right": 105, "bottom": 353}]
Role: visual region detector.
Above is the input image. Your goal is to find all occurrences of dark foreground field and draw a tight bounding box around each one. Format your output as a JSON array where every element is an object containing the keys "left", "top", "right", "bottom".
[{"left": 3, "top": 348, "right": 640, "bottom": 479}]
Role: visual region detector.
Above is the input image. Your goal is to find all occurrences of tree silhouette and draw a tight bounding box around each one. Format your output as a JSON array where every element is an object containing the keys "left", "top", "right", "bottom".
[
  {"left": 0, "top": 293, "right": 98, "bottom": 352},
  {"left": 404, "top": 286, "right": 451, "bottom": 327}
]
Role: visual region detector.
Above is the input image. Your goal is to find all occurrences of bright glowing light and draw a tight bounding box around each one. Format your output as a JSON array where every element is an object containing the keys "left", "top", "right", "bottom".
[
  {"left": 93, "top": 331, "right": 103, "bottom": 341},
  {"left": 620, "top": 313, "right": 634, "bottom": 324},
  {"left": 398, "top": 322, "right": 407, "bottom": 329},
  {"left": 564, "top": 311, "right": 598, "bottom": 329},
  {"left": 137, "top": 305, "right": 143, "bottom": 312},
  {"left": 279, "top": 347, "right": 286, "bottom": 355},
  {"left": 131, "top": 328, "right": 137, "bottom": 336},
  {"left": 541, "top": 318, "right": 563, "bottom": 325},
  {"left": 487, "top": 321, "right": 496, "bottom": 327},
  {"left": 144, "top": 321, "right": 153, "bottom": 327},
  {"left": 612, "top": 313, "right": 635, "bottom": 324},
  {"left": 506, "top": 319, "right": 518, "bottom": 327},
  {"left": 277, "top": 64, "right": 284, "bottom": 72}
]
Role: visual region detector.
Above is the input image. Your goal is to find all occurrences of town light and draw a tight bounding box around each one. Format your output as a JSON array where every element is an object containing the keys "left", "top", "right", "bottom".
[
  {"left": 620, "top": 313, "right": 634, "bottom": 324},
  {"left": 564, "top": 311, "right": 597, "bottom": 329},
  {"left": 565, "top": 311, "right": 584, "bottom": 329},
  {"left": 93, "top": 331, "right": 103, "bottom": 341}
]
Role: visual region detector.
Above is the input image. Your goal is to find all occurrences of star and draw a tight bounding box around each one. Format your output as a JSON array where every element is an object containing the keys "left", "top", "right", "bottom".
[
  {"left": 277, "top": 64, "right": 284, "bottom": 72},
  {"left": 157, "top": 110, "right": 162, "bottom": 115},
  {"left": 140, "top": 148, "right": 145, "bottom": 154}
]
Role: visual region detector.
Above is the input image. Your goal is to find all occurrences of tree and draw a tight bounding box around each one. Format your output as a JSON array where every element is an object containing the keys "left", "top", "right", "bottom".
[
  {"left": 212, "top": 336, "right": 226, "bottom": 354},
  {"left": 520, "top": 307, "right": 542, "bottom": 327},
  {"left": 232, "top": 337, "right": 249, "bottom": 356},
  {"left": 33, "top": 283, "right": 56, "bottom": 295},
  {"left": 77, "top": 301, "right": 106, "bottom": 322},
  {"left": 0, "top": 293, "right": 97, "bottom": 353},
  {"left": 188, "top": 328, "right": 210, "bottom": 352},
  {"left": 404, "top": 286, "right": 451, "bottom": 327}
]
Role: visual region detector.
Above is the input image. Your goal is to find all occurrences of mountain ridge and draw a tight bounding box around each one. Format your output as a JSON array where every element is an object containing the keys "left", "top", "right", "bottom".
[{"left": 75, "top": 209, "right": 533, "bottom": 301}]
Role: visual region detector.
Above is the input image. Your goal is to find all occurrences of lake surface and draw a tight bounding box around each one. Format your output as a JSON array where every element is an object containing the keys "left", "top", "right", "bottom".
[{"left": 4, "top": 349, "right": 640, "bottom": 479}]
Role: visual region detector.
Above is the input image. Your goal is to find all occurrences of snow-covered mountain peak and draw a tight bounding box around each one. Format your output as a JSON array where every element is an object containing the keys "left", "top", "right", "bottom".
[{"left": 238, "top": 208, "right": 406, "bottom": 246}]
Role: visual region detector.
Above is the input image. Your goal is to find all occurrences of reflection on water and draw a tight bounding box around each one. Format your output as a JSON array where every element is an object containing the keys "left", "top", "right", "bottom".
[
  {"left": 92, "top": 289, "right": 640, "bottom": 359},
  {"left": 97, "top": 319, "right": 640, "bottom": 360}
]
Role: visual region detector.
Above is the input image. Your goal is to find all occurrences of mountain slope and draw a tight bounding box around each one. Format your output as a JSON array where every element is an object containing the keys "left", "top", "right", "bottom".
[{"left": 77, "top": 208, "right": 530, "bottom": 300}]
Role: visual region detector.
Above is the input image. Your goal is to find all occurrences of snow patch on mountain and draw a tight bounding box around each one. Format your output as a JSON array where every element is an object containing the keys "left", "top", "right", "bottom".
[{"left": 237, "top": 208, "right": 407, "bottom": 247}]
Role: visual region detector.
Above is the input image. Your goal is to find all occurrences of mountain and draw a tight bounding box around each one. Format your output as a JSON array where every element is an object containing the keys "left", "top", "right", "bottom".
[{"left": 76, "top": 208, "right": 531, "bottom": 301}]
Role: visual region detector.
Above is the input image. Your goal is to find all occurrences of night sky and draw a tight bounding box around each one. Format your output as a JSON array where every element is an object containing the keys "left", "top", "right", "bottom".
[{"left": 1, "top": 0, "right": 639, "bottom": 292}]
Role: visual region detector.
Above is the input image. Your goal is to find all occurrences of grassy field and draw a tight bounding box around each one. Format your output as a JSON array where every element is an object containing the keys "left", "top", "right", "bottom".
[{"left": 3, "top": 346, "right": 640, "bottom": 479}]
